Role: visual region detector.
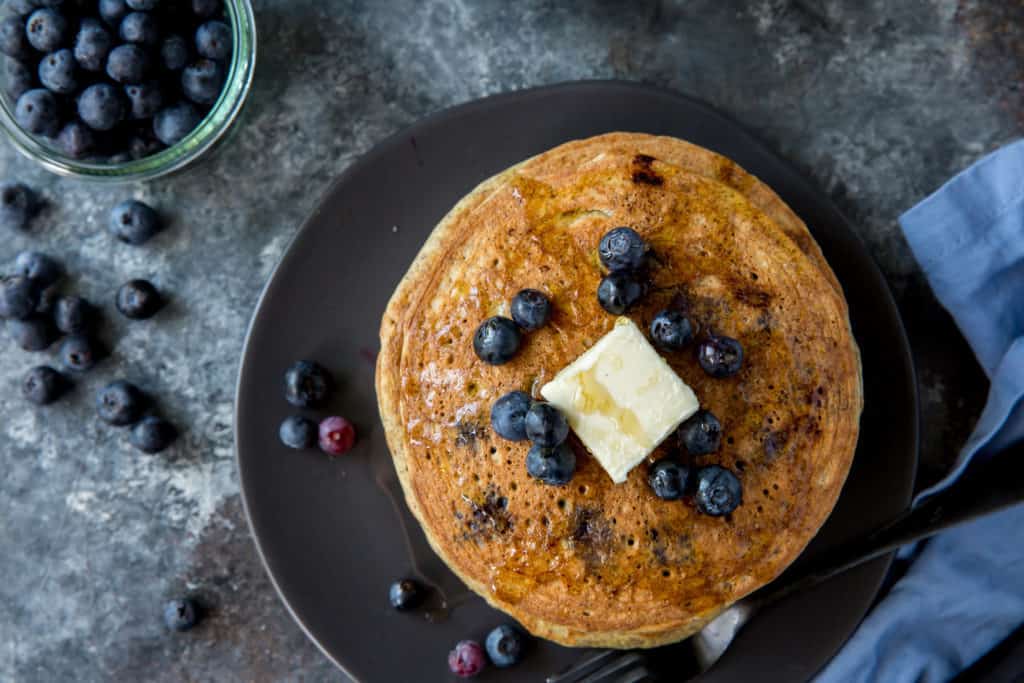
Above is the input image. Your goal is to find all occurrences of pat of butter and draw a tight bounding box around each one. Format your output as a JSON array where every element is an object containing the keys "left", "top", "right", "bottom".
[{"left": 540, "top": 317, "right": 699, "bottom": 483}]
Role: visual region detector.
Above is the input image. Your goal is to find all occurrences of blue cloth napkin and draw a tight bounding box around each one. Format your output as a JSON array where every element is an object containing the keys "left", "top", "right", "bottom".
[{"left": 816, "top": 139, "right": 1024, "bottom": 682}]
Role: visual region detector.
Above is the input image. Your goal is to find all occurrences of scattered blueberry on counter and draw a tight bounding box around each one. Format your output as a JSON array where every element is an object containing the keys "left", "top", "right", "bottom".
[
  {"left": 697, "top": 334, "right": 744, "bottom": 378},
  {"left": 694, "top": 465, "right": 743, "bottom": 516},
  {"left": 524, "top": 402, "right": 569, "bottom": 448},
  {"left": 115, "top": 278, "right": 162, "bottom": 319},
  {"left": 0, "top": 181, "right": 40, "bottom": 231},
  {"left": 597, "top": 271, "right": 644, "bottom": 315},
  {"left": 599, "top": 226, "right": 648, "bottom": 273},
  {"left": 0, "top": 275, "right": 40, "bottom": 319},
  {"left": 472, "top": 316, "right": 521, "bottom": 365},
  {"left": 283, "top": 360, "right": 333, "bottom": 408},
  {"left": 649, "top": 309, "right": 695, "bottom": 352},
  {"left": 648, "top": 459, "right": 691, "bottom": 501},
  {"left": 388, "top": 578, "right": 424, "bottom": 611},
  {"left": 448, "top": 639, "right": 487, "bottom": 678},
  {"left": 109, "top": 199, "right": 162, "bottom": 245},
  {"left": 22, "top": 365, "right": 67, "bottom": 405},
  {"left": 318, "top": 415, "right": 356, "bottom": 456},
  {"left": 15, "top": 250, "right": 61, "bottom": 288},
  {"left": 510, "top": 288, "right": 551, "bottom": 331},
  {"left": 130, "top": 415, "right": 177, "bottom": 453},
  {"left": 278, "top": 415, "right": 317, "bottom": 450},
  {"left": 678, "top": 409, "right": 722, "bottom": 456},
  {"left": 8, "top": 314, "right": 58, "bottom": 351},
  {"left": 526, "top": 442, "right": 576, "bottom": 486},
  {"left": 59, "top": 333, "right": 102, "bottom": 372},
  {"left": 163, "top": 597, "right": 200, "bottom": 632},
  {"left": 485, "top": 624, "right": 525, "bottom": 668},
  {"left": 96, "top": 379, "right": 146, "bottom": 426},
  {"left": 53, "top": 295, "right": 95, "bottom": 335},
  {"left": 490, "top": 390, "right": 532, "bottom": 441}
]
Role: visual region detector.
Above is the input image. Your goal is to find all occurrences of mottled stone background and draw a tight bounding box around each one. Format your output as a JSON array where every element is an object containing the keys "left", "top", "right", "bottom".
[{"left": 1, "top": 0, "right": 1021, "bottom": 681}]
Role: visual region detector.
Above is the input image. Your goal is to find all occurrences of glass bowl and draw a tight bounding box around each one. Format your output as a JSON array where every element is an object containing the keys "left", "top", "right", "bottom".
[{"left": 0, "top": 0, "right": 256, "bottom": 183}]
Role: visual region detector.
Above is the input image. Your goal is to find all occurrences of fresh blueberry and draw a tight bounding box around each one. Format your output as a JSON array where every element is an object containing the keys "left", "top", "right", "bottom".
[
  {"left": 22, "top": 366, "right": 67, "bottom": 405},
  {"left": 109, "top": 199, "right": 162, "bottom": 244},
  {"left": 318, "top": 415, "right": 356, "bottom": 456},
  {"left": 128, "top": 135, "right": 163, "bottom": 159},
  {"left": 697, "top": 334, "right": 744, "bottom": 378},
  {"left": 99, "top": 0, "right": 130, "bottom": 26},
  {"left": 192, "top": 0, "right": 221, "bottom": 18},
  {"left": 106, "top": 43, "right": 150, "bottom": 83},
  {"left": 163, "top": 598, "right": 199, "bottom": 631},
  {"left": 0, "top": 182, "right": 39, "bottom": 231},
  {"left": 490, "top": 390, "right": 532, "bottom": 441},
  {"left": 597, "top": 272, "right": 644, "bottom": 315},
  {"left": 195, "top": 20, "right": 230, "bottom": 61},
  {"left": 694, "top": 465, "right": 742, "bottom": 516},
  {"left": 78, "top": 83, "right": 126, "bottom": 131},
  {"left": 53, "top": 295, "right": 94, "bottom": 334},
  {"left": 96, "top": 380, "right": 145, "bottom": 426},
  {"left": 160, "top": 34, "right": 189, "bottom": 71},
  {"left": 38, "top": 48, "right": 77, "bottom": 94},
  {"left": 60, "top": 335, "right": 102, "bottom": 373},
  {"left": 15, "top": 251, "right": 61, "bottom": 288},
  {"left": 485, "top": 624, "right": 525, "bottom": 668},
  {"left": 526, "top": 442, "right": 576, "bottom": 486},
  {"left": 8, "top": 314, "right": 57, "bottom": 351},
  {"left": 120, "top": 11, "right": 160, "bottom": 46},
  {"left": 34, "top": 285, "right": 60, "bottom": 316},
  {"left": 4, "top": 59, "right": 35, "bottom": 100},
  {"left": 124, "top": 82, "right": 163, "bottom": 119},
  {"left": 15, "top": 89, "right": 60, "bottom": 136},
  {"left": 115, "top": 279, "right": 162, "bottom": 319},
  {"left": 678, "top": 409, "right": 722, "bottom": 456},
  {"left": 278, "top": 415, "right": 316, "bottom": 450},
  {"left": 0, "top": 275, "right": 39, "bottom": 320},
  {"left": 73, "top": 19, "right": 113, "bottom": 72},
  {"left": 599, "top": 227, "right": 647, "bottom": 272},
  {"left": 152, "top": 101, "right": 201, "bottom": 145},
  {"left": 181, "top": 58, "right": 224, "bottom": 104},
  {"left": 57, "top": 120, "right": 96, "bottom": 158},
  {"left": 0, "top": 15, "right": 32, "bottom": 59},
  {"left": 472, "top": 316, "right": 521, "bottom": 365},
  {"left": 524, "top": 402, "right": 569, "bottom": 447},
  {"left": 26, "top": 9, "right": 68, "bottom": 53},
  {"left": 648, "top": 459, "right": 691, "bottom": 501},
  {"left": 650, "top": 309, "right": 695, "bottom": 352},
  {"left": 510, "top": 289, "right": 551, "bottom": 331},
  {"left": 127, "top": 0, "right": 161, "bottom": 9},
  {"left": 131, "top": 416, "right": 177, "bottom": 453},
  {"left": 448, "top": 640, "right": 486, "bottom": 678},
  {"left": 388, "top": 579, "right": 423, "bottom": 610},
  {"left": 283, "top": 360, "right": 333, "bottom": 407}
]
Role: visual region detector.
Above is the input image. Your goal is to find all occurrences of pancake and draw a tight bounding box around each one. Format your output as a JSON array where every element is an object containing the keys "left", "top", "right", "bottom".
[{"left": 376, "top": 133, "right": 862, "bottom": 648}]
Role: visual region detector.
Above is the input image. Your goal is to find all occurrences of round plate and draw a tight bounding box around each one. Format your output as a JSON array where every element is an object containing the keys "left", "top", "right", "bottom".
[{"left": 236, "top": 81, "right": 918, "bottom": 682}]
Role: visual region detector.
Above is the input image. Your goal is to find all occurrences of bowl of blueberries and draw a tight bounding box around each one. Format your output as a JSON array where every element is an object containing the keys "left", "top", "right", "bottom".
[{"left": 0, "top": 0, "right": 256, "bottom": 182}]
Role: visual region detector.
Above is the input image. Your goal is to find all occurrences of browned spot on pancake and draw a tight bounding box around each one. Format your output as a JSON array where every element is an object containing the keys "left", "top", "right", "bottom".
[
  {"left": 650, "top": 529, "right": 694, "bottom": 567},
  {"left": 460, "top": 486, "right": 513, "bottom": 542},
  {"left": 631, "top": 154, "right": 664, "bottom": 186},
  {"left": 571, "top": 508, "right": 614, "bottom": 569},
  {"left": 733, "top": 285, "right": 773, "bottom": 308},
  {"left": 455, "top": 419, "right": 486, "bottom": 450}
]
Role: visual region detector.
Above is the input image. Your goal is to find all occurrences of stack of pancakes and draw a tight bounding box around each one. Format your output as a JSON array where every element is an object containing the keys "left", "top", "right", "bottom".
[{"left": 376, "top": 133, "right": 862, "bottom": 648}]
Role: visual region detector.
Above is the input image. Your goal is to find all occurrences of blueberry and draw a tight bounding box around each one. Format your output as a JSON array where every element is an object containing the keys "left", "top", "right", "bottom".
[
  {"left": 599, "top": 227, "right": 647, "bottom": 272},
  {"left": 96, "top": 380, "right": 145, "bottom": 426},
  {"left": 697, "top": 335, "right": 744, "bottom": 378},
  {"left": 181, "top": 58, "right": 224, "bottom": 104},
  {"left": 388, "top": 578, "right": 423, "bottom": 610},
  {"left": 678, "top": 409, "right": 722, "bottom": 456},
  {"left": 26, "top": 9, "right": 68, "bottom": 53},
  {"left": 0, "top": 275, "right": 39, "bottom": 319},
  {"left": 8, "top": 314, "right": 57, "bottom": 350},
  {"left": 0, "top": 182, "right": 39, "bottom": 231},
  {"left": 99, "top": 0, "right": 129, "bottom": 26},
  {"left": 15, "top": 251, "right": 61, "bottom": 288},
  {"left": 152, "top": 101, "right": 201, "bottom": 145},
  {"left": 120, "top": 12, "right": 160, "bottom": 46},
  {"left": 318, "top": 415, "right": 356, "bottom": 456},
  {"left": 278, "top": 415, "right": 316, "bottom": 450},
  {"left": 597, "top": 272, "right": 644, "bottom": 315},
  {"left": 131, "top": 416, "right": 177, "bottom": 453},
  {"left": 192, "top": 0, "right": 220, "bottom": 18},
  {"left": 490, "top": 390, "right": 532, "bottom": 441},
  {"left": 53, "top": 295, "right": 94, "bottom": 334},
  {"left": 160, "top": 34, "right": 188, "bottom": 71},
  {"left": 448, "top": 640, "right": 486, "bottom": 678},
  {"left": 38, "top": 48, "right": 77, "bottom": 94},
  {"left": 485, "top": 624, "right": 525, "bottom": 668},
  {"left": 524, "top": 402, "right": 569, "bottom": 447},
  {"left": 109, "top": 199, "right": 162, "bottom": 245},
  {"left": 124, "top": 82, "right": 163, "bottom": 119},
  {"left": 0, "top": 15, "right": 32, "bottom": 59},
  {"left": 4, "top": 59, "right": 35, "bottom": 100},
  {"left": 127, "top": 0, "right": 160, "bottom": 9},
  {"left": 650, "top": 309, "right": 695, "bottom": 352},
  {"left": 106, "top": 43, "right": 150, "bottom": 83},
  {"left": 22, "top": 365, "right": 67, "bottom": 405},
  {"left": 526, "top": 442, "right": 576, "bottom": 486},
  {"left": 34, "top": 284, "right": 60, "bottom": 316},
  {"left": 15, "top": 89, "right": 60, "bottom": 136},
  {"left": 78, "top": 83, "right": 126, "bottom": 131},
  {"left": 694, "top": 465, "right": 742, "bottom": 516},
  {"left": 73, "top": 19, "right": 112, "bottom": 72},
  {"left": 510, "top": 289, "right": 551, "bottom": 331},
  {"left": 472, "top": 316, "right": 521, "bottom": 365},
  {"left": 283, "top": 360, "right": 333, "bottom": 407},
  {"left": 195, "top": 20, "right": 230, "bottom": 61},
  {"left": 647, "top": 459, "right": 691, "bottom": 501},
  {"left": 57, "top": 120, "right": 96, "bottom": 158},
  {"left": 163, "top": 598, "right": 199, "bottom": 631},
  {"left": 115, "top": 279, "right": 162, "bottom": 319},
  {"left": 60, "top": 334, "right": 102, "bottom": 373}
]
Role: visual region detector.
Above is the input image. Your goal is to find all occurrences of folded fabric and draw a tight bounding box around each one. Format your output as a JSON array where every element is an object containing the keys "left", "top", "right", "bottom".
[{"left": 815, "top": 139, "right": 1024, "bottom": 682}]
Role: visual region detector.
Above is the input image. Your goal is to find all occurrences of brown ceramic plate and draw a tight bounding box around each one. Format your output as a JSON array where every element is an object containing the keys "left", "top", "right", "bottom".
[{"left": 235, "top": 81, "right": 918, "bottom": 682}]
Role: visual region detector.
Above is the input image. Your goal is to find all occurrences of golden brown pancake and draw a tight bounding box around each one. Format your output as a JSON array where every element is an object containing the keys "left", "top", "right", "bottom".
[{"left": 376, "top": 133, "right": 862, "bottom": 648}]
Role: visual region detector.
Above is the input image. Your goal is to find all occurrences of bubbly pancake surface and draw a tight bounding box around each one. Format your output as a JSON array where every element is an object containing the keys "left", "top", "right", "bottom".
[{"left": 376, "top": 133, "right": 862, "bottom": 648}]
